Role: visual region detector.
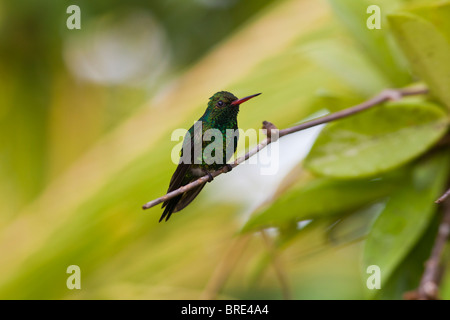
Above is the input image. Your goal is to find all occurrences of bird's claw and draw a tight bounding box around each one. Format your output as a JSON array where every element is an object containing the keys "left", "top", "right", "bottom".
[
  {"left": 225, "top": 164, "right": 233, "bottom": 173},
  {"left": 205, "top": 171, "right": 214, "bottom": 182}
]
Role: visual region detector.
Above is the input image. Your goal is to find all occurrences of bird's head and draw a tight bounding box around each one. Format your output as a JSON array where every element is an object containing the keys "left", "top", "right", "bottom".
[{"left": 204, "top": 91, "right": 261, "bottom": 123}]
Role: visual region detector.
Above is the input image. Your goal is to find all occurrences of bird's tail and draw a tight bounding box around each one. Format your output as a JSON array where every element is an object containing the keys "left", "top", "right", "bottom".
[
  {"left": 160, "top": 195, "right": 182, "bottom": 222},
  {"left": 159, "top": 183, "right": 206, "bottom": 222}
]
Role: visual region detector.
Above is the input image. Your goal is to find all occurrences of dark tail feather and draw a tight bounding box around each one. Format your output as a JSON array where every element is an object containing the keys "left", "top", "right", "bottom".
[
  {"left": 159, "top": 183, "right": 206, "bottom": 222},
  {"left": 174, "top": 183, "right": 206, "bottom": 212},
  {"left": 160, "top": 195, "right": 182, "bottom": 222}
]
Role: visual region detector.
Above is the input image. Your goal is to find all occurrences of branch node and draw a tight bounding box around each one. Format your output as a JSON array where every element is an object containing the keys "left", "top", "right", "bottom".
[
  {"left": 382, "top": 89, "right": 403, "bottom": 101},
  {"left": 423, "top": 281, "right": 439, "bottom": 298},
  {"left": 262, "top": 121, "right": 279, "bottom": 142}
]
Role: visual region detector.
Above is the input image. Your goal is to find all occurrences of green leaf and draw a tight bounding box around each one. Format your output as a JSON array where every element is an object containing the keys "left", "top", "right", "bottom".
[
  {"left": 302, "top": 39, "right": 390, "bottom": 97},
  {"left": 389, "top": 3, "right": 450, "bottom": 109},
  {"left": 304, "top": 99, "right": 448, "bottom": 178},
  {"left": 327, "top": 0, "right": 410, "bottom": 86},
  {"left": 242, "top": 172, "right": 403, "bottom": 232},
  {"left": 363, "top": 151, "right": 450, "bottom": 296},
  {"left": 373, "top": 214, "right": 439, "bottom": 300}
]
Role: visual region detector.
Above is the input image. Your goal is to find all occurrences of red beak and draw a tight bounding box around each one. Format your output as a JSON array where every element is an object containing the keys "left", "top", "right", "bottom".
[{"left": 231, "top": 93, "right": 261, "bottom": 106}]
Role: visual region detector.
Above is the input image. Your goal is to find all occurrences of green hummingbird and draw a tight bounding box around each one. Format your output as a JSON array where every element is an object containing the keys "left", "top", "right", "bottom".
[{"left": 160, "top": 91, "right": 261, "bottom": 222}]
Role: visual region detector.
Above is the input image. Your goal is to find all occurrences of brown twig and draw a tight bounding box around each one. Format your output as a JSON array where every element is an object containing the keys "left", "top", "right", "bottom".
[
  {"left": 142, "top": 86, "right": 428, "bottom": 210},
  {"left": 436, "top": 188, "right": 450, "bottom": 204},
  {"left": 405, "top": 198, "right": 450, "bottom": 300}
]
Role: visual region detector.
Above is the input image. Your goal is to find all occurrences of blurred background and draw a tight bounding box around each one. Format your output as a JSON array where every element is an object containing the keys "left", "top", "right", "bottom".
[{"left": 0, "top": 0, "right": 446, "bottom": 299}]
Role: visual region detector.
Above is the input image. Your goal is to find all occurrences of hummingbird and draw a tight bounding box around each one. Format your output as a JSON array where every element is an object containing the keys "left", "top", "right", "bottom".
[{"left": 160, "top": 91, "right": 261, "bottom": 222}]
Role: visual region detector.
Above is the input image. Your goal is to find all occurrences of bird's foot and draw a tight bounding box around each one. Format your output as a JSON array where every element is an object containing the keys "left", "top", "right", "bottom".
[
  {"left": 203, "top": 170, "right": 214, "bottom": 182},
  {"left": 224, "top": 164, "right": 233, "bottom": 173}
]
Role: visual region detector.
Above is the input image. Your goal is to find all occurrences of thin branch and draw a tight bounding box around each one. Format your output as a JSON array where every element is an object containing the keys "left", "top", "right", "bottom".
[
  {"left": 405, "top": 198, "right": 450, "bottom": 300},
  {"left": 142, "top": 86, "right": 428, "bottom": 210},
  {"left": 436, "top": 188, "right": 450, "bottom": 204},
  {"left": 260, "top": 230, "right": 292, "bottom": 300},
  {"left": 199, "top": 235, "right": 251, "bottom": 300}
]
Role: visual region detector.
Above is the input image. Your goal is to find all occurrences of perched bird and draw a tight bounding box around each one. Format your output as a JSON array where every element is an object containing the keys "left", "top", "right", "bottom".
[{"left": 160, "top": 91, "right": 261, "bottom": 222}]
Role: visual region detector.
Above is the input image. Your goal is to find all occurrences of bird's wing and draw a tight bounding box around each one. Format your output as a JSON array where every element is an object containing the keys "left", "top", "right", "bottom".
[
  {"left": 174, "top": 183, "right": 206, "bottom": 212},
  {"left": 161, "top": 122, "right": 204, "bottom": 219},
  {"left": 164, "top": 122, "right": 202, "bottom": 194},
  {"left": 224, "top": 127, "right": 239, "bottom": 163}
]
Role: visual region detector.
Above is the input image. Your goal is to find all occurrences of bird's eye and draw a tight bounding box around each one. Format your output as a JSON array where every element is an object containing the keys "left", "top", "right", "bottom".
[{"left": 217, "top": 101, "right": 224, "bottom": 107}]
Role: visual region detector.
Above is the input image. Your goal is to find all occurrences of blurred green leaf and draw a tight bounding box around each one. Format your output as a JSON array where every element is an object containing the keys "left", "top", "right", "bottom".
[
  {"left": 373, "top": 213, "right": 439, "bottom": 300},
  {"left": 328, "top": 0, "right": 410, "bottom": 86},
  {"left": 304, "top": 99, "right": 448, "bottom": 178},
  {"left": 301, "top": 39, "right": 389, "bottom": 97},
  {"left": 363, "top": 151, "right": 450, "bottom": 295},
  {"left": 389, "top": 3, "right": 450, "bottom": 109},
  {"left": 242, "top": 172, "right": 404, "bottom": 232}
]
